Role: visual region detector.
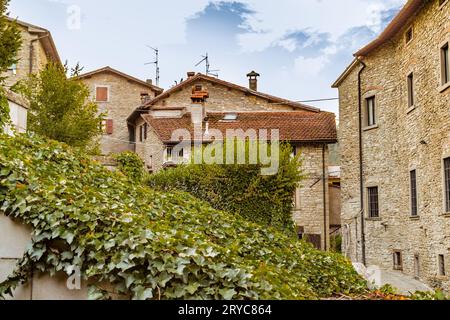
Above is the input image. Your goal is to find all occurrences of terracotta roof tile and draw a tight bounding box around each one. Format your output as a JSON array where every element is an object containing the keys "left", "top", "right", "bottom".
[{"left": 142, "top": 111, "right": 337, "bottom": 144}]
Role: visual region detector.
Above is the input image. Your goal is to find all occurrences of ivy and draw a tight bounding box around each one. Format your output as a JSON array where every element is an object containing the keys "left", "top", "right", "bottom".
[
  {"left": 147, "top": 143, "right": 301, "bottom": 233},
  {"left": 114, "top": 151, "right": 146, "bottom": 183},
  {"left": 0, "top": 134, "right": 367, "bottom": 300}
]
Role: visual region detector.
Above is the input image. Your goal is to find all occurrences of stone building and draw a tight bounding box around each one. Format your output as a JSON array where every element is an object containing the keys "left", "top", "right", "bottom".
[
  {"left": 128, "top": 72, "right": 338, "bottom": 250},
  {"left": 77, "top": 66, "right": 163, "bottom": 155},
  {"left": 333, "top": 0, "right": 450, "bottom": 290},
  {"left": 2, "top": 17, "right": 60, "bottom": 88}
]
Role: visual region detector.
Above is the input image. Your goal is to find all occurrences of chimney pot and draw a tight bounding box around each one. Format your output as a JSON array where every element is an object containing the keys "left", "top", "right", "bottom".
[
  {"left": 146, "top": 79, "right": 153, "bottom": 85},
  {"left": 187, "top": 72, "right": 195, "bottom": 78},
  {"left": 246, "top": 70, "right": 260, "bottom": 91}
]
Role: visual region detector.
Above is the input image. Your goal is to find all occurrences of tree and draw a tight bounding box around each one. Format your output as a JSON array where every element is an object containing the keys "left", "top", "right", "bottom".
[
  {"left": 0, "top": 0, "right": 21, "bottom": 131},
  {"left": 15, "top": 62, "right": 104, "bottom": 149}
]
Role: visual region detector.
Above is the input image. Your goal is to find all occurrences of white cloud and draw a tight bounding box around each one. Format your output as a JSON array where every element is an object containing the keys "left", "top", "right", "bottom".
[{"left": 294, "top": 55, "right": 329, "bottom": 77}]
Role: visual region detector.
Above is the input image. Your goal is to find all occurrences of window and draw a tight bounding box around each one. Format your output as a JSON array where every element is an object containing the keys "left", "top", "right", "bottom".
[
  {"left": 166, "top": 147, "right": 173, "bottom": 162},
  {"left": 144, "top": 123, "right": 148, "bottom": 140},
  {"left": 410, "top": 170, "right": 418, "bottom": 216},
  {"left": 444, "top": 157, "right": 450, "bottom": 212},
  {"left": 139, "top": 125, "right": 144, "bottom": 142},
  {"left": 438, "top": 255, "right": 446, "bottom": 276},
  {"left": 96, "top": 86, "right": 109, "bottom": 102},
  {"left": 366, "top": 96, "right": 376, "bottom": 127},
  {"left": 441, "top": 42, "right": 450, "bottom": 86},
  {"left": 407, "top": 73, "right": 414, "bottom": 108},
  {"left": 194, "top": 85, "right": 203, "bottom": 92},
  {"left": 223, "top": 113, "right": 238, "bottom": 121},
  {"left": 104, "top": 119, "right": 113, "bottom": 135},
  {"left": 405, "top": 27, "right": 413, "bottom": 44},
  {"left": 367, "top": 187, "right": 379, "bottom": 218},
  {"left": 393, "top": 251, "right": 403, "bottom": 270}
]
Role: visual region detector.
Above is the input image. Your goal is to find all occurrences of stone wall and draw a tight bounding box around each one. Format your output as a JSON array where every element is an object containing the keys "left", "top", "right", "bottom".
[
  {"left": 3, "top": 25, "right": 49, "bottom": 88},
  {"left": 152, "top": 79, "right": 296, "bottom": 112},
  {"left": 80, "top": 72, "right": 158, "bottom": 155},
  {"left": 338, "top": 0, "right": 450, "bottom": 290}
]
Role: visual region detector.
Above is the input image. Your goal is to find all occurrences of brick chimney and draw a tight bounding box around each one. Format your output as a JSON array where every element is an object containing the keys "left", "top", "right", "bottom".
[
  {"left": 247, "top": 71, "right": 260, "bottom": 91},
  {"left": 187, "top": 71, "right": 196, "bottom": 79},
  {"left": 190, "top": 86, "right": 209, "bottom": 125}
]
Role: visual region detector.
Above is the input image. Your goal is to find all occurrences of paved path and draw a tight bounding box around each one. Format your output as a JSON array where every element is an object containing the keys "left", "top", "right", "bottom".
[{"left": 353, "top": 263, "right": 433, "bottom": 295}]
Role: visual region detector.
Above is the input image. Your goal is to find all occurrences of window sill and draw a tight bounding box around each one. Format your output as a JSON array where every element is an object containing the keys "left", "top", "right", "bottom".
[
  {"left": 363, "top": 125, "right": 379, "bottom": 132},
  {"left": 409, "top": 215, "right": 420, "bottom": 221},
  {"left": 439, "top": 82, "right": 450, "bottom": 93},
  {"left": 441, "top": 212, "right": 450, "bottom": 218},
  {"left": 366, "top": 217, "right": 381, "bottom": 221},
  {"left": 406, "top": 105, "right": 417, "bottom": 114}
]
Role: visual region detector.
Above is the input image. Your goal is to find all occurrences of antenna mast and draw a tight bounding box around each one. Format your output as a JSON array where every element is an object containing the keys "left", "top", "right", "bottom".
[
  {"left": 195, "top": 53, "right": 219, "bottom": 77},
  {"left": 145, "top": 46, "right": 160, "bottom": 86}
]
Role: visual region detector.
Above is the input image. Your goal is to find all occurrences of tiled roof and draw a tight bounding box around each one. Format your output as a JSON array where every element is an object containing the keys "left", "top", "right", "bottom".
[
  {"left": 141, "top": 73, "right": 320, "bottom": 113},
  {"left": 142, "top": 111, "right": 337, "bottom": 144},
  {"left": 77, "top": 66, "right": 164, "bottom": 93}
]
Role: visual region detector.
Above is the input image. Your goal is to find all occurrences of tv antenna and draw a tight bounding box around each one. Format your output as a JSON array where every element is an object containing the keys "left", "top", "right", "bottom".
[
  {"left": 195, "top": 53, "right": 219, "bottom": 78},
  {"left": 145, "top": 45, "right": 160, "bottom": 86}
]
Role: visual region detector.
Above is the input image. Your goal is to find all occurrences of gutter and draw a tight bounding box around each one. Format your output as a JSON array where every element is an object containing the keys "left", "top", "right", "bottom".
[{"left": 357, "top": 57, "right": 367, "bottom": 266}]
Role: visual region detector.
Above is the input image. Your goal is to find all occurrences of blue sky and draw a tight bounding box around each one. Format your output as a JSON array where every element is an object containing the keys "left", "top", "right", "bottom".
[{"left": 8, "top": 0, "right": 406, "bottom": 115}]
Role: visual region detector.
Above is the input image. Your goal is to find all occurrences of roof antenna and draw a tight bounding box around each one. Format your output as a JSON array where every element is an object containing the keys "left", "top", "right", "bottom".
[
  {"left": 195, "top": 53, "right": 219, "bottom": 78},
  {"left": 145, "top": 45, "right": 160, "bottom": 86}
]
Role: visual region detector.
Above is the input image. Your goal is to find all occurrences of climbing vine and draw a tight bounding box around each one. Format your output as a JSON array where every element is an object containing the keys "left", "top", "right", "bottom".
[{"left": 0, "top": 134, "right": 367, "bottom": 300}]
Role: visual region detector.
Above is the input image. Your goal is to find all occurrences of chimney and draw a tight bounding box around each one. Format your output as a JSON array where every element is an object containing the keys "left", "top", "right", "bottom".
[
  {"left": 146, "top": 79, "right": 153, "bottom": 85},
  {"left": 246, "top": 71, "right": 260, "bottom": 91},
  {"left": 190, "top": 86, "right": 209, "bottom": 125},
  {"left": 187, "top": 71, "right": 195, "bottom": 79}
]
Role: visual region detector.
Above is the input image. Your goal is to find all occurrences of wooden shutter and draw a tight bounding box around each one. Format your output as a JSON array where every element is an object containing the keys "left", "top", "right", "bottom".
[
  {"left": 96, "top": 87, "right": 108, "bottom": 102},
  {"left": 105, "top": 119, "right": 113, "bottom": 135}
]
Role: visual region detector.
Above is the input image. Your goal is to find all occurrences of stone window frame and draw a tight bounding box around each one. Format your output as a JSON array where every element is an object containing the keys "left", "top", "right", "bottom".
[
  {"left": 365, "top": 184, "right": 380, "bottom": 220},
  {"left": 362, "top": 92, "right": 379, "bottom": 131},
  {"left": 405, "top": 25, "right": 414, "bottom": 46},
  {"left": 438, "top": 254, "right": 446, "bottom": 277},
  {"left": 406, "top": 71, "right": 416, "bottom": 113},
  {"left": 414, "top": 254, "right": 420, "bottom": 279},
  {"left": 409, "top": 167, "right": 420, "bottom": 218},
  {"left": 393, "top": 250, "right": 403, "bottom": 271},
  {"left": 442, "top": 155, "right": 450, "bottom": 216},
  {"left": 438, "top": 38, "right": 450, "bottom": 93},
  {"left": 95, "top": 85, "right": 110, "bottom": 103}
]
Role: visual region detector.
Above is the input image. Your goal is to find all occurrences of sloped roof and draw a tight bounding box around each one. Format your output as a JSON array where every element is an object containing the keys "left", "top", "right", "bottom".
[
  {"left": 77, "top": 66, "right": 164, "bottom": 93},
  {"left": 332, "top": 0, "right": 425, "bottom": 88},
  {"left": 142, "top": 111, "right": 337, "bottom": 144},
  {"left": 142, "top": 73, "right": 320, "bottom": 112},
  {"left": 355, "top": 0, "right": 424, "bottom": 57},
  {"left": 6, "top": 17, "right": 61, "bottom": 64}
]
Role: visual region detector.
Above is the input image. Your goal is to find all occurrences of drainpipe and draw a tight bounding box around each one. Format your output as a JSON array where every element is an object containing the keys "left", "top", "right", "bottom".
[
  {"left": 322, "top": 143, "right": 328, "bottom": 251},
  {"left": 357, "top": 57, "right": 367, "bottom": 266}
]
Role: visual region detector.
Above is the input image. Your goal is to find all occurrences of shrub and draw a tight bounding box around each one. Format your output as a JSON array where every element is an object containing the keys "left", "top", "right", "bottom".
[
  {"left": 147, "top": 142, "right": 302, "bottom": 233},
  {"left": 114, "top": 151, "right": 146, "bottom": 183},
  {"left": 0, "top": 134, "right": 367, "bottom": 300}
]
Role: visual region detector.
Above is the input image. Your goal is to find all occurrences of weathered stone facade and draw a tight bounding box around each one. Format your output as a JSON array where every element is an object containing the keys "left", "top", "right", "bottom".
[
  {"left": 336, "top": 0, "right": 450, "bottom": 290},
  {"left": 132, "top": 75, "right": 334, "bottom": 250},
  {"left": 2, "top": 20, "right": 59, "bottom": 88},
  {"left": 79, "top": 68, "right": 162, "bottom": 155}
]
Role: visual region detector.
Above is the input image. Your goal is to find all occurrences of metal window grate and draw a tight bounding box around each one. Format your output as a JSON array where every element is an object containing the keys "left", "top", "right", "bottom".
[
  {"left": 410, "top": 170, "right": 418, "bottom": 216},
  {"left": 368, "top": 187, "right": 379, "bottom": 218},
  {"left": 445, "top": 158, "right": 450, "bottom": 212}
]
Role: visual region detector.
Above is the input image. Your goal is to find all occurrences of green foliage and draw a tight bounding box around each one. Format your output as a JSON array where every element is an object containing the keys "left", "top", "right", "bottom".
[
  {"left": 13, "top": 62, "right": 103, "bottom": 149},
  {"left": 0, "top": 0, "right": 22, "bottom": 130},
  {"left": 410, "top": 290, "right": 449, "bottom": 301},
  {"left": 0, "top": 134, "right": 367, "bottom": 300},
  {"left": 114, "top": 151, "right": 146, "bottom": 183},
  {"left": 330, "top": 234, "right": 342, "bottom": 253},
  {"left": 147, "top": 142, "right": 301, "bottom": 233}
]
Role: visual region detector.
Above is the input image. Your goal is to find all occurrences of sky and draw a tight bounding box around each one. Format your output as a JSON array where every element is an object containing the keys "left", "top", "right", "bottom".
[{"left": 7, "top": 0, "right": 407, "bottom": 116}]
